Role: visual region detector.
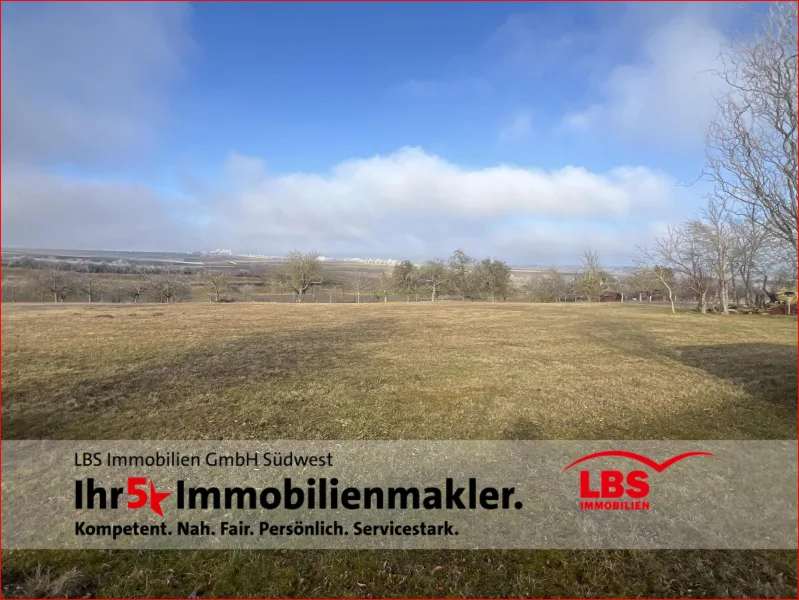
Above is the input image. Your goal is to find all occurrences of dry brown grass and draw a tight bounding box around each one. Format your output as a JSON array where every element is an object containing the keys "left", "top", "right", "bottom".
[
  {"left": 2, "top": 301, "right": 795, "bottom": 440},
  {"left": 17, "top": 565, "right": 90, "bottom": 598},
  {"left": 2, "top": 301, "right": 796, "bottom": 597}
]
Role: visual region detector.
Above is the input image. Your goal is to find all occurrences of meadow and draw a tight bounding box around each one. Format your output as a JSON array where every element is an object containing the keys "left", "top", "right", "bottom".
[{"left": 2, "top": 301, "right": 796, "bottom": 597}]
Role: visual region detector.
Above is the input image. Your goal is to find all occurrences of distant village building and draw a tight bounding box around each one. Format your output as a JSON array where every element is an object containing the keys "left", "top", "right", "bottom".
[{"left": 600, "top": 292, "right": 623, "bottom": 302}]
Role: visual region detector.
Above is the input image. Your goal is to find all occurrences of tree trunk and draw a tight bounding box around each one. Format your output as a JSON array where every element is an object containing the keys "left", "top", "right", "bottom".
[
  {"left": 743, "top": 270, "right": 752, "bottom": 306},
  {"left": 431, "top": 283, "right": 436, "bottom": 302},
  {"left": 383, "top": 295, "right": 387, "bottom": 303},
  {"left": 356, "top": 291, "right": 360, "bottom": 304},
  {"left": 720, "top": 279, "right": 729, "bottom": 315}
]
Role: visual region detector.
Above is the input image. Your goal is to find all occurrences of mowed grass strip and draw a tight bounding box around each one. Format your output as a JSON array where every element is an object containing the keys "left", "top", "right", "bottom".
[{"left": 2, "top": 302, "right": 796, "bottom": 597}]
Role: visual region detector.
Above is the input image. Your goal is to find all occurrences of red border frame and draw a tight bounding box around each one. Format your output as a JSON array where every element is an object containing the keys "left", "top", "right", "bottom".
[{"left": 0, "top": 2, "right": 796, "bottom": 599}]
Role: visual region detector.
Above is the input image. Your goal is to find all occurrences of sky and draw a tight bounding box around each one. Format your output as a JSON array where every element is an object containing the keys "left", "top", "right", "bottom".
[{"left": 1, "top": 2, "right": 762, "bottom": 265}]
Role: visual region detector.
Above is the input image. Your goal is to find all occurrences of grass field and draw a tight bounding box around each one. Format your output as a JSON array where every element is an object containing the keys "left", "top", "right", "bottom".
[{"left": 2, "top": 301, "right": 796, "bottom": 597}]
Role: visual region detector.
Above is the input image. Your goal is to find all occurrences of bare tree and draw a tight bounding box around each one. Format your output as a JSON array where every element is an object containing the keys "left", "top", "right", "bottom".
[
  {"left": 542, "top": 267, "right": 567, "bottom": 302},
  {"left": 729, "top": 204, "right": 769, "bottom": 305},
  {"left": 752, "top": 239, "right": 797, "bottom": 305},
  {"left": 346, "top": 272, "right": 371, "bottom": 304},
  {"left": 325, "top": 283, "right": 340, "bottom": 303},
  {"left": 373, "top": 271, "right": 393, "bottom": 303},
  {"left": 574, "top": 249, "right": 608, "bottom": 302},
  {"left": 95, "top": 278, "right": 110, "bottom": 302},
  {"left": 127, "top": 275, "right": 150, "bottom": 304},
  {"left": 37, "top": 269, "right": 73, "bottom": 302},
  {"left": 419, "top": 259, "right": 448, "bottom": 301},
  {"left": 3, "top": 277, "right": 29, "bottom": 302},
  {"left": 692, "top": 199, "right": 736, "bottom": 314},
  {"left": 655, "top": 223, "right": 715, "bottom": 313},
  {"left": 259, "top": 266, "right": 282, "bottom": 299},
  {"left": 473, "top": 258, "right": 512, "bottom": 302},
  {"left": 704, "top": 3, "right": 798, "bottom": 252},
  {"left": 282, "top": 250, "right": 323, "bottom": 302},
  {"left": 153, "top": 268, "right": 189, "bottom": 303},
  {"left": 77, "top": 273, "right": 103, "bottom": 303},
  {"left": 239, "top": 284, "right": 255, "bottom": 302},
  {"left": 631, "top": 249, "right": 677, "bottom": 313},
  {"left": 201, "top": 271, "right": 232, "bottom": 302},
  {"left": 448, "top": 249, "right": 475, "bottom": 300},
  {"left": 392, "top": 260, "right": 418, "bottom": 301},
  {"left": 524, "top": 268, "right": 566, "bottom": 303},
  {"left": 107, "top": 274, "right": 125, "bottom": 303}
]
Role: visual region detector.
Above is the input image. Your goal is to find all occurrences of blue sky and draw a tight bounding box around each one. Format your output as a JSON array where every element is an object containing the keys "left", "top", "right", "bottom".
[{"left": 2, "top": 2, "right": 757, "bottom": 264}]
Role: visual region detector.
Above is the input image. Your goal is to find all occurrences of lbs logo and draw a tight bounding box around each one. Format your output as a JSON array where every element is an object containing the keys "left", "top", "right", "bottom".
[{"left": 562, "top": 450, "right": 713, "bottom": 511}]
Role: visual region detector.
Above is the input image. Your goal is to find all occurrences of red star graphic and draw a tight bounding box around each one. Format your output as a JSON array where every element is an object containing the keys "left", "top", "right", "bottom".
[{"left": 149, "top": 480, "right": 171, "bottom": 517}]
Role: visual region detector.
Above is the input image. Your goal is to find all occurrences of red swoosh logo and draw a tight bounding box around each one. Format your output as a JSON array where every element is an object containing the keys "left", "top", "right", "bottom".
[{"left": 562, "top": 450, "right": 714, "bottom": 473}]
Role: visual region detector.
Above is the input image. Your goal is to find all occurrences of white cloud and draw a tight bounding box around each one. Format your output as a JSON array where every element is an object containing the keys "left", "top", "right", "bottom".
[
  {"left": 561, "top": 12, "right": 729, "bottom": 148},
  {"left": 207, "top": 147, "right": 677, "bottom": 261},
  {"left": 2, "top": 147, "right": 680, "bottom": 263},
  {"left": 222, "top": 146, "right": 671, "bottom": 221}
]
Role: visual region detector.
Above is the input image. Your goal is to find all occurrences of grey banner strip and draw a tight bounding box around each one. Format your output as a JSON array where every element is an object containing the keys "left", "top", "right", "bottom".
[{"left": 2, "top": 440, "right": 796, "bottom": 549}]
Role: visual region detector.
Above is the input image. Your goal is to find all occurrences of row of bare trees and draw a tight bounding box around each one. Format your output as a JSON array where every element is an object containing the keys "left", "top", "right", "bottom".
[
  {"left": 633, "top": 198, "right": 795, "bottom": 314},
  {"left": 634, "top": 4, "right": 797, "bottom": 315},
  {"left": 3, "top": 247, "right": 517, "bottom": 305},
  {"left": 275, "top": 249, "right": 513, "bottom": 303},
  {"left": 522, "top": 250, "right": 618, "bottom": 304},
  {"left": 3, "top": 268, "right": 195, "bottom": 304}
]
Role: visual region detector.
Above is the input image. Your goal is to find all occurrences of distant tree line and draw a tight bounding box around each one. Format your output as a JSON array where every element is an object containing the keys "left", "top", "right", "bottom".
[
  {"left": 3, "top": 238, "right": 794, "bottom": 311},
  {"left": 267, "top": 249, "right": 514, "bottom": 304},
  {"left": 6, "top": 255, "right": 202, "bottom": 275},
  {"left": 2, "top": 267, "right": 196, "bottom": 304}
]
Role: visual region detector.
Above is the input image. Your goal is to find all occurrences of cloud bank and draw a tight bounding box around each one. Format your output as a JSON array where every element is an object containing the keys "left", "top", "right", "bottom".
[{"left": 5, "top": 146, "right": 678, "bottom": 263}]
